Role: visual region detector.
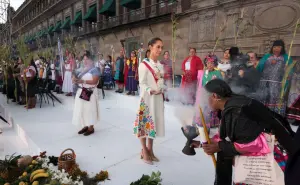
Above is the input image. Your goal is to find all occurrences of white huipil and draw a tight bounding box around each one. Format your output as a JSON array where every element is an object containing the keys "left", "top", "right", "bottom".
[
  {"left": 62, "top": 63, "right": 73, "bottom": 93},
  {"left": 133, "top": 58, "right": 165, "bottom": 139},
  {"left": 72, "top": 70, "right": 100, "bottom": 128}
]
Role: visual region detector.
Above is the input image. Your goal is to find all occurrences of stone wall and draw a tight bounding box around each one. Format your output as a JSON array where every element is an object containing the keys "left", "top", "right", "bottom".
[
  {"left": 75, "top": 0, "right": 300, "bottom": 75},
  {"left": 15, "top": 0, "right": 300, "bottom": 75},
  {"left": 188, "top": 0, "right": 300, "bottom": 60},
  {"left": 73, "top": 17, "right": 190, "bottom": 74}
]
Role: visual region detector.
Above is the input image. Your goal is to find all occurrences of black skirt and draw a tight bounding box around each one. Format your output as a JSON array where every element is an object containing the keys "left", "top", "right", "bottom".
[{"left": 27, "top": 79, "right": 37, "bottom": 97}]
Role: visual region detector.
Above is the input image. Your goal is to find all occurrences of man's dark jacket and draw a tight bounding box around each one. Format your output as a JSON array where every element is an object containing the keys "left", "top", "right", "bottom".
[{"left": 215, "top": 95, "right": 295, "bottom": 185}]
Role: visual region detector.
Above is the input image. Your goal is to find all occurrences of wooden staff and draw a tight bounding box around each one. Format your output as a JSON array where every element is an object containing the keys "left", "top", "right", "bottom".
[
  {"left": 279, "top": 19, "right": 300, "bottom": 109},
  {"left": 111, "top": 45, "right": 115, "bottom": 71},
  {"left": 199, "top": 106, "right": 217, "bottom": 168},
  {"left": 171, "top": 13, "right": 178, "bottom": 88}
]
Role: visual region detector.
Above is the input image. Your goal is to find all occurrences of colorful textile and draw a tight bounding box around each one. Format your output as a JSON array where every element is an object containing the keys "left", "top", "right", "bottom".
[
  {"left": 181, "top": 56, "right": 203, "bottom": 85},
  {"left": 233, "top": 142, "right": 288, "bottom": 185},
  {"left": 234, "top": 146, "right": 287, "bottom": 185},
  {"left": 256, "top": 54, "right": 293, "bottom": 116},
  {"left": 103, "top": 66, "right": 114, "bottom": 86},
  {"left": 133, "top": 98, "right": 156, "bottom": 138},
  {"left": 160, "top": 59, "right": 173, "bottom": 80},
  {"left": 114, "top": 57, "right": 124, "bottom": 83},
  {"left": 124, "top": 58, "right": 138, "bottom": 91},
  {"left": 181, "top": 56, "right": 203, "bottom": 104},
  {"left": 287, "top": 62, "right": 300, "bottom": 121}
]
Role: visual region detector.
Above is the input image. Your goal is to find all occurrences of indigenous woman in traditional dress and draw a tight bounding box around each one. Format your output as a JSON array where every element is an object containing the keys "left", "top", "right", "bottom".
[
  {"left": 114, "top": 50, "right": 125, "bottom": 93},
  {"left": 133, "top": 37, "right": 165, "bottom": 165},
  {"left": 286, "top": 62, "right": 300, "bottom": 126},
  {"left": 256, "top": 40, "right": 293, "bottom": 116},
  {"left": 160, "top": 51, "right": 173, "bottom": 102},
  {"left": 217, "top": 49, "right": 231, "bottom": 78},
  {"left": 24, "top": 59, "right": 38, "bottom": 109},
  {"left": 62, "top": 52, "right": 75, "bottom": 96},
  {"left": 181, "top": 48, "right": 204, "bottom": 105},
  {"left": 103, "top": 55, "right": 114, "bottom": 88},
  {"left": 124, "top": 51, "right": 139, "bottom": 95},
  {"left": 193, "top": 54, "right": 222, "bottom": 133},
  {"left": 72, "top": 51, "right": 101, "bottom": 136}
]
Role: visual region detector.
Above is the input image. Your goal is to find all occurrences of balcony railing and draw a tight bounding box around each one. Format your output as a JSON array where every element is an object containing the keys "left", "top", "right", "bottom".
[{"left": 75, "top": 1, "right": 177, "bottom": 36}]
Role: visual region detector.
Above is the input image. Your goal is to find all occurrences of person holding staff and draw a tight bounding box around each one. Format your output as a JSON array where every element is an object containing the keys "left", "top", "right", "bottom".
[{"left": 190, "top": 79, "right": 296, "bottom": 185}]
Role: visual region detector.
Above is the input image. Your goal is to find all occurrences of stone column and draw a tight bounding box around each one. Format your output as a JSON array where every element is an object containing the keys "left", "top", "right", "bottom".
[
  {"left": 96, "top": 0, "right": 100, "bottom": 27},
  {"left": 54, "top": 14, "right": 57, "bottom": 45},
  {"left": 150, "top": 0, "right": 157, "bottom": 18},
  {"left": 176, "top": 0, "right": 182, "bottom": 14},
  {"left": 102, "top": 0, "right": 107, "bottom": 28},
  {"left": 71, "top": 3, "right": 75, "bottom": 34},
  {"left": 82, "top": 0, "right": 87, "bottom": 34},
  {"left": 140, "top": 0, "right": 146, "bottom": 19},
  {"left": 116, "top": 0, "right": 120, "bottom": 16}
]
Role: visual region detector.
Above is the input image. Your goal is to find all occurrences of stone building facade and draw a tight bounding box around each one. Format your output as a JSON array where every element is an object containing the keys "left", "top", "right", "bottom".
[{"left": 10, "top": 0, "right": 300, "bottom": 74}]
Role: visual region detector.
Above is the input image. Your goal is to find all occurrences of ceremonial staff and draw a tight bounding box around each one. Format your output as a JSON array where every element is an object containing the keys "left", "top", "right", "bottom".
[{"left": 199, "top": 106, "right": 217, "bottom": 168}]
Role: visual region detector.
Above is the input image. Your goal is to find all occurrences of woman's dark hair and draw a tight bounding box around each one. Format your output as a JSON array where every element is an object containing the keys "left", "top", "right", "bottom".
[
  {"left": 131, "top": 50, "right": 137, "bottom": 57},
  {"left": 229, "top": 47, "right": 239, "bottom": 61},
  {"left": 145, "top": 49, "right": 150, "bottom": 58},
  {"left": 270, "top": 40, "right": 286, "bottom": 55},
  {"left": 224, "top": 48, "right": 230, "bottom": 52},
  {"left": 83, "top": 50, "right": 91, "bottom": 59},
  {"left": 204, "top": 79, "right": 233, "bottom": 98},
  {"left": 107, "top": 55, "right": 112, "bottom": 61},
  {"left": 189, "top": 48, "right": 196, "bottom": 52},
  {"left": 163, "top": 51, "right": 169, "bottom": 55},
  {"left": 148, "top": 37, "right": 162, "bottom": 46}
]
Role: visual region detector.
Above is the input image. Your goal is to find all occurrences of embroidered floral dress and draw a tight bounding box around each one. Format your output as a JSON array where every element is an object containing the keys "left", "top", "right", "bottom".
[{"left": 133, "top": 58, "right": 165, "bottom": 139}]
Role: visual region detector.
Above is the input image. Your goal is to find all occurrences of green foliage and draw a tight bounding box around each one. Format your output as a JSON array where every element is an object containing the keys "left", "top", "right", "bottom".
[
  {"left": 16, "top": 35, "right": 30, "bottom": 66},
  {"left": 130, "top": 171, "right": 162, "bottom": 185},
  {"left": 64, "top": 35, "right": 76, "bottom": 55},
  {"left": 0, "top": 153, "right": 21, "bottom": 172}
]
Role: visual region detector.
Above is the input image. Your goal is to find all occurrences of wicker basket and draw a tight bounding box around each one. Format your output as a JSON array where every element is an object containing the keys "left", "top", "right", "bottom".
[{"left": 58, "top": 148, "right": 76, "bottom": 173}]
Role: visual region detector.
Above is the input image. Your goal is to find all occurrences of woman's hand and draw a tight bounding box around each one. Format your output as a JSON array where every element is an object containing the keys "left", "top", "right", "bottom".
[{"left": 150, "top": 90, "right": 162, "bottom": 95}]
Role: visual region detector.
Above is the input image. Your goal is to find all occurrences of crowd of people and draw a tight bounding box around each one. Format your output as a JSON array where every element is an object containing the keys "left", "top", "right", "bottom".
[{"left": 0, "top": 37, "right": 300, "bottom": 185}]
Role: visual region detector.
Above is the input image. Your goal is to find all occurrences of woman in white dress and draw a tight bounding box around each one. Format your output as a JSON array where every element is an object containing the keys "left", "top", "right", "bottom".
[
  {"left": 72, "top": 51, "right": 101, "bottom": 136},
  {"left": 133, "top": 38, "right": 165, "bottom": 165},
  {"left": 62, "top": 53, "right": 75, "bottom": 96}
]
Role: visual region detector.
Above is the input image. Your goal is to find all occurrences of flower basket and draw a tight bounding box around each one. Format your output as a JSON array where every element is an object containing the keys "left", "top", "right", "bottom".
[{"left": 58, "top": 148, "right": 76, "bottom": 173}]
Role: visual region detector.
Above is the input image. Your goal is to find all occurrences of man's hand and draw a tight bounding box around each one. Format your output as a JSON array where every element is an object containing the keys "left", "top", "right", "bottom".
[
  {"left": 203, "top": 141, "right": 221, "bottom": 155},
  {"left": 190, "top": 141, "right": 201, "bottom": 148}
]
